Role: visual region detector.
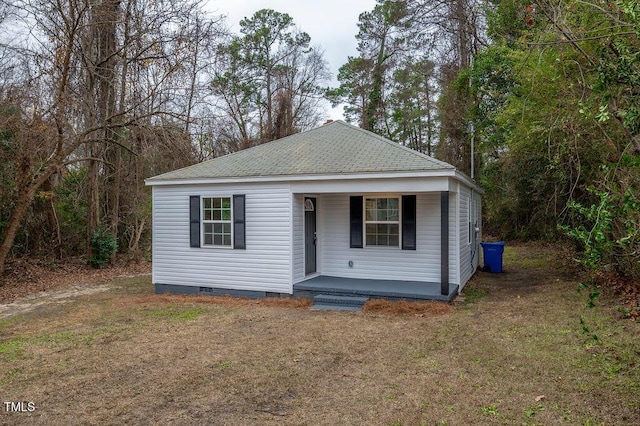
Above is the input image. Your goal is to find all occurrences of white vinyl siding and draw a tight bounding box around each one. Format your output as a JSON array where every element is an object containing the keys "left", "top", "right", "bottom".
[
  {"left": 152, "top": 183, "right": 292, "bottom": 293},
  {"left": 458, "top": 186, "right": 479, "bottom": 289},
  {"left": 317, "top": 193, "right": 445, "bottom": 283},
  {"left": 291, "top": 194, "right": 305, "bottom": 283},
  {"left": 151, "top": 176, "right": 481, "bottom": 292},
  {"left": 448, "top": 191, "right": 457, "bottom": 287}
]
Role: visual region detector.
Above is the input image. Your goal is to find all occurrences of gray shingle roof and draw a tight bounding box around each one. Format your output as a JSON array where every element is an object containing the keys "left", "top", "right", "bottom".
[{"left": 147, "top": 120, "right": 454, "bottom": 182}]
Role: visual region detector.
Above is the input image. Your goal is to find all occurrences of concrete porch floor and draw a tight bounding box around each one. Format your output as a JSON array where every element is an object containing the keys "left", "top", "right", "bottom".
[{"left": 293, "top": 275, "right": 459, "bottom": 303}]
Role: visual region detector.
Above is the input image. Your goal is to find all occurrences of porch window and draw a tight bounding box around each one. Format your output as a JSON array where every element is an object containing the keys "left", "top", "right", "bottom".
[
  {"left": 365, "top": 197, "right": 400, "bottom": 247},
  {"left": 202, "top": 197, "right": 232, "bottom": 246}
]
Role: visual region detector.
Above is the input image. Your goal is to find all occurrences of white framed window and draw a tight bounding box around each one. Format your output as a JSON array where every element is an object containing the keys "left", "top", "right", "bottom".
[
  {"left": 364, "top": 197, "right": 400, "bottom": 247},
  {"left": 202, "top": 197, "right": 232, "bottom": 247}
]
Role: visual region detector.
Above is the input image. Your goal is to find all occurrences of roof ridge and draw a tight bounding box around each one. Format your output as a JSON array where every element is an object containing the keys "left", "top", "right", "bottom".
[{"left": 332, "top": 120, "right": 454, "bottom": 169}]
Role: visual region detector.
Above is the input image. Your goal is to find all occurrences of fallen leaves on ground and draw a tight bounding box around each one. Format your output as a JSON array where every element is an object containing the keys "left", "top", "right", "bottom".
[
  {"left": 363, "top": 298, "right": 453, "bottom": 317},
  {"left": 125, "top": 294, "right": 313, "bottom": 309},
  {"left": 0, "top": 257, "right": 151, "bottom": 303}
]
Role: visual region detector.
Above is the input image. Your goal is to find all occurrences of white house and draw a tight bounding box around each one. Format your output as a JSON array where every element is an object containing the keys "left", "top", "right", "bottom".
[{"left": 145, "top": 120, "right": 482, "bottom": 303}]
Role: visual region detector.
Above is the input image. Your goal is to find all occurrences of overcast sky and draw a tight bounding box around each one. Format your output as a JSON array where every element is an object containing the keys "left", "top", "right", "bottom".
[{"left": 205, "top": 0, "right": 378, "bottom": 120}]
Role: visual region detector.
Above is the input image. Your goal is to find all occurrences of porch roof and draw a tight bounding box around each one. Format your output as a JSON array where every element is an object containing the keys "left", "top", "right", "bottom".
[{"left": 146, "top": 121, "right": 454, "bottom": 184}]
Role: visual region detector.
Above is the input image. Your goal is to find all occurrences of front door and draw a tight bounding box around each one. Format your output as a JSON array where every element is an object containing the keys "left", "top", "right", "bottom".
[{"left": 305, "top": 197, "right": 317, "bottom": 274}]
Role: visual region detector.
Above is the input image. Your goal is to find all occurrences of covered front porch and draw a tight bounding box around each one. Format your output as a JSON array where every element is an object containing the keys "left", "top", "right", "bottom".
[
  {"left": 293, "top": 275, "right": 459, "bottom": 303},
  {"left": 291, "top": 181, "right": 459, "bottom": 301}
]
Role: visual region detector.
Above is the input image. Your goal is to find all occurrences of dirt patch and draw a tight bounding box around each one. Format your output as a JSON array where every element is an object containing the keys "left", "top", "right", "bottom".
[
  {"left": 125, "top": 294, "right": 314, "bottom": 309},
  {"left": 0, "top": 283, "right": 115, "bottom": 320},
  {"left": 363, "top": 299, "right": 453, "bottom": 317},
  {"left": 133, "top": 294, "right": 451, "bottom": 317},
  {"left": 0, "top": 257, "right": 151, "bottom": 303}
]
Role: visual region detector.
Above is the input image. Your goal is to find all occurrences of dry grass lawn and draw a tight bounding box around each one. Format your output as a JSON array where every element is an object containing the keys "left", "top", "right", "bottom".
[{"left": 1, "top": 243, "right": 639, "bottom": 425}]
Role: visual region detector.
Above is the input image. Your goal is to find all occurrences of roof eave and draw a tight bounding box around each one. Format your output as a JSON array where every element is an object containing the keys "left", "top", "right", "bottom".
[
  {"left": 454, "top": 171, "right": 484, "bottom": 194},
  {"left": 145, "top": 169, "right": 463, "bottom": 186}
]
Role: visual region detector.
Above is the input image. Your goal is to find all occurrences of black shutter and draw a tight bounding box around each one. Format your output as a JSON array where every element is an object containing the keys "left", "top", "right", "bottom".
[
  {"left": 402, "top": 195, "right": 417, "bottom": 250},
  {"left": 233, "top": 194, "right": 246, "bottom": 249},
  {"left": 189, "top": 196, "right": 200, "bottom": 248},
  {"left": 350, "top": 196, "right": 363, "bottom": 248}
]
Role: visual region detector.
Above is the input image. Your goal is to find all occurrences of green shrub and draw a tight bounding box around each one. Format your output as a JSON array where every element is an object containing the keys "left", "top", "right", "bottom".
[
  {"left": 90, "top": 226, "right": 118, "bottom": 268},
  {"left": 560, "top": 165, "right": 640, "bottom": 280}
]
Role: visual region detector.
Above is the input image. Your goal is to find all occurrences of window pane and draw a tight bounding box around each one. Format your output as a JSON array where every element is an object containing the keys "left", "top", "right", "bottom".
[
  {"left": 364, "top": 222, "right": 400, "bottom": 247},
  {"left": 202, "top": 203, "right": 232, "bottom": 246},
  {"left": 203, "top": 198, "right": 211, "bottom": 220},
  {"left": 366, "top": 208, "right": 375, "bottom": 221},
  {"left": 364, "top": 198, "right": 400, "bottom": 222},
  {"left": 203, "top": 224, "right": 212, "bottom": 245},
  {"left": 365, "top": 199, "right": 376, "bottom": 221}
]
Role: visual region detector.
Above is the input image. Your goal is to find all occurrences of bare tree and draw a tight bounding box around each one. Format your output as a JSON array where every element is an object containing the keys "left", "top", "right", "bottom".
[
  {"left": 211, "top": 9, "right": 330, "bottom": 148},
  {"left": 0, "top": 0, "right": 224, "bottom": 276}
]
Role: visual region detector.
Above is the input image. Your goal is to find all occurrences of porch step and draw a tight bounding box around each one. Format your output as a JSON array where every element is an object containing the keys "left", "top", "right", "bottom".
[{"left": 310, "top": 294, "right": 369, "bottom": 311}]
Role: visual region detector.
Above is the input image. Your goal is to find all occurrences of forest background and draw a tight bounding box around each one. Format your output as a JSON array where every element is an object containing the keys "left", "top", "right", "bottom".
[{"left": 0, "top": 0, "right": 638, "bottom": 284}]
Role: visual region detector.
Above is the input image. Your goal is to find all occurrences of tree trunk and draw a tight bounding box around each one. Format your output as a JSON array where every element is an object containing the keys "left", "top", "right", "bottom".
[
  {"left": 128, "top": 219, "right": 145, "bottom": 253},
  {"left": 0, "top": 169, "right": 58, "bottom": 279},
  {"left": 108, "top": 147, "right": 122, "bottom": 261},
  {"left": 85, "top": 0, "right": 121, "bottom": 261},
  {"left": 425, "top": 86, "right": 433, "bottom": 156},
  {"left": 86, "top": 153, "right": 101, "bottom": 259},
  {"left": 42, "top": 178, "right": 62, "bottom": 257},
  {"left": 366, "top": 28, "right": 388, "bottom": 132}
]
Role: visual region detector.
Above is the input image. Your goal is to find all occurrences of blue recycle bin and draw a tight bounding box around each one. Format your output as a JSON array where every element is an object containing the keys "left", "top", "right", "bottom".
[{"left": 481, "top": 241, "right": 505, "bottom": 273}]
